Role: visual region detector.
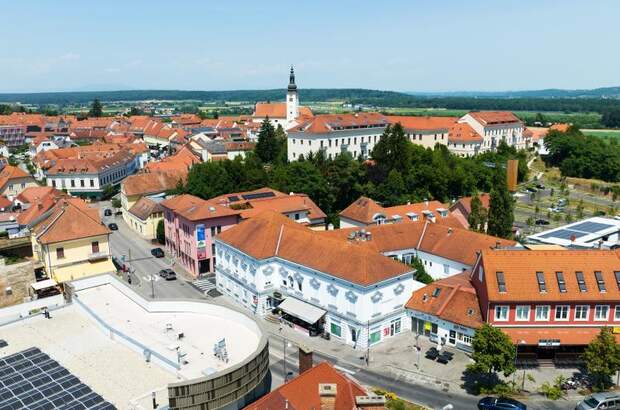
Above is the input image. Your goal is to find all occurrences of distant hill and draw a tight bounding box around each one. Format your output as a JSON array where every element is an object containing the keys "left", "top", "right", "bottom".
[
  {"left": 0, "top": 89, "right": 409, "bottom": 106},
  {"left": 409, "top": 86, "right": 620, "bottom": 99}
]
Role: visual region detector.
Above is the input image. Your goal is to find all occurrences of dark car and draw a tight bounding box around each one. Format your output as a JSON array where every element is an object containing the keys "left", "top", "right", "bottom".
[
  {"left": 151, "top": 248, "right": 165, "bottom": 258},
  {"left": 526, "top": 187, "right": 538, "bottom": 193},
  {"left": 535, "top": 219, "right": 550, "bottom": 226},
  {"left": 108, "top": 223, "right": 118, "bottom": 231},
  {"left": 478, "top": 396, "right": 526, "bottom": 410},
  {"left": 104, "top": 209, "right": 112, "bottom": 216},
  {"left": 159, "top": 268, "right": 177, "bottom": 280},
  {"left": 536, "top": 183, "right": 545, "bottom": 189},
  {"left": 115, "top": 210, "right": 123, "bottom": 216}
]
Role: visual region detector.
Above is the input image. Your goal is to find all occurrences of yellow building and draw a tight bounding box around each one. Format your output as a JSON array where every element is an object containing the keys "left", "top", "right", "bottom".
[
  {"left": 31, "top": 198, "right": 115, "bottom": 283},
  {"left": 125, "top": 197, "right": 164, "bottom": 240}
]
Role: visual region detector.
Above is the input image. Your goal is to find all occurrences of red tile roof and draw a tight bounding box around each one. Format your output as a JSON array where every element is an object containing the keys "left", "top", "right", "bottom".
[
  {"left": 128, "top": 197, "right": 163, "bottom": 220},
  {"left": 33, "top": 198, "right": 109, "bottom": 244},
  {"left": 479, "top": 249, "right": 620, "bottom": 302},
  {"left": 15, "top": 186, "right": 59, "bottom": 205},
  {"left": 0, "top": 165, "right": 32, "bottom": 191},
  {"left": 160, "top": 194, "right": 240, "bottom": 221},
  {"left": 289, "top": 113, "right": 389, "bottom": 134},
  {"left": 467, "top": 111, "right": 521, "bottom": 126},
  {"left": 244, "top": 362, "right": 367, "bottom": 410},
  {"left": 549, "top": 123, "right": 570, "bottom": 132},
  {"left": 448, "top": 123, "right": 483, "bottom": 143},
  {"left": 339, "top": 196, "right": 450, "bottom": 225},
  {"left": 144, "top": 145, "right": 199, "bottom": 173},
  {"left": 217, "top": 211, "right": 412, "bottom": 286},
  {"left": 122, "top": 171, "right": 185, "bottom": 197},
  {"left": 254, "top": 103, "right": 313, "bottom": 119},
  {"left": 405, "top": 272, "right": 483, "bottom": 329},
  {"left": 386, "top": 115, "right": 457, "bottom": 131}
]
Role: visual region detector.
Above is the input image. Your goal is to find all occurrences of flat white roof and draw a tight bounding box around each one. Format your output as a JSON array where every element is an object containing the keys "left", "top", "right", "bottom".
[
  {"left": 73, "top": 280, "right": 262, "bottom": 380},
  {"left": 31, "top": 278, "right": 57, "bottom": 291}
]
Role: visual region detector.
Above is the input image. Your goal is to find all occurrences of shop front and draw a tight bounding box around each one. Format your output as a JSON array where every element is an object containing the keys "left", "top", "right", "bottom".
[
  {"left": 276, "top": 297, "right": 326, "bottom": 337},
  {"left": 409, "top": 310, "right": 476, "bottom": 352}
]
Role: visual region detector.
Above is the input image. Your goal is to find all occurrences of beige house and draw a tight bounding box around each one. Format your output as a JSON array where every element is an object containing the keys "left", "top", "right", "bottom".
[
  {"left": 126, "top": 197, "right": 164, "bottom": 240},
  {"left": 31, "top": 198, "right": 115, "bottom": 283},
  {"left": 0, "top": 164, "right": 37, "bottom": 199}
]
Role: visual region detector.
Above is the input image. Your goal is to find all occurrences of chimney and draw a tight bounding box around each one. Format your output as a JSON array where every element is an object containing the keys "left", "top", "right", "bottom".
[
  {"left": 447, "top": 228, "right": 452, "bottom": 236},
  {"left": 495, "top": 240, "right": 501, "bottom": 249},
  {"left": 298, "top": 344, "right": 313, "bottom": 374},
  {"left": 355, "top": 395, "right": 387, "bottom": 409},
  {"left": 319, "top": 384, "right": 337, "bottom": 410}
]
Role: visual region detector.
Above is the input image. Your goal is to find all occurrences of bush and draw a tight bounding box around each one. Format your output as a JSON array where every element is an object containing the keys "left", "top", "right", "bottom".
[
  {"left": 539, "top": 376, "right": 566, "bottom": 400},
  {"left": 478, "top": 381, "right": 518, "bottom": 397}
]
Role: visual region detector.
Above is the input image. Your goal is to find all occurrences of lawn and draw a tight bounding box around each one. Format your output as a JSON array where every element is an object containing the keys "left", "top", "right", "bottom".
[{"left": 582, "top": 129, "right": 620, "bottom": 141}]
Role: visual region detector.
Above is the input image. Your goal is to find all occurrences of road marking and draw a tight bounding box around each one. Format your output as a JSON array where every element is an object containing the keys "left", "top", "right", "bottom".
[{"left": 333, "top": 365, "right": 356, "bottom": 375}]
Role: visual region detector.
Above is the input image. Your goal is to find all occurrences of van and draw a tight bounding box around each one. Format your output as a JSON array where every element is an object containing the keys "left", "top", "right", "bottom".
[{"left": 576, "top": 393, "right": 620, "bottom": 409}]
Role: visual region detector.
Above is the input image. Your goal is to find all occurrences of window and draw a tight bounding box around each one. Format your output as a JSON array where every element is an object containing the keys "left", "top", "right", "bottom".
[
  {"left": 496, "top": 271, "right": 506, "bottom": 293},
  {"left": 595, "top": 305, "right": 609, "bottom": 320},
  {"left": 615, "top": 271, "right": 620, "bottom": 290},
  {"left": 80, "top": 179, "right": 85, "bottom": 187},
  {"left": 90, "top": 179, "right": 95, "bottom": 187},
  {"left": 432, "top": 288, "right": 441, "bottom": 297},
  {"left": 555, "top": 305, "right": 569, "bottom": 320},
  {"left": 536, "top": 271, "right": 546, "bottom": 292},
  {"left": 515, "top": 305, "right": 530, "bottom": 321},
  {"left": 535, "top": 305, "right": 550, "bottom": 321},
  {"left": 576, "top": 271, "right": 587, "bottom": 292},
  {"left": 575, "top": 305, "right": 589, "bottom": 321},
  {"left": 91, "top": 241, "right": 99, "bottom": 253},
  {"left": 595, "top": 271, "right": 606, "bottom": 292},
  {"left": 615, "top": 306, "right": 620, "bottom": 321},
  {"left": 494, "top": 305, "right": 509, "bottom": 321},
  {"left": 369, "top": 330, "right": 381, "bottom": 344},
  {"left": 330, "top": 322, "right": 342, "bottom": 337},
  {"left": 56, "top": 247, "right": 65, "bottom": 259},
  {"left": 555, "top": 271, "right": 566, "bottom": 293}
]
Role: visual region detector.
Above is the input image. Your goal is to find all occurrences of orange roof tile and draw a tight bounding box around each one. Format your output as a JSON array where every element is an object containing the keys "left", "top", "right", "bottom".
[
  {"left": 33, "top": 198, "right": 109, "bottom": 244},
  {"left": 160, "top": 194, "right": 240, "bottom": 221},
  {"left": 339, "top": 196, "right": 449, "bottom": 225},
  {"left": 0, "top": 165, "right": 32, "bottom": 191},
  {"left": 244, "top": 362, "right": 367, "bottom": 410},
  {"left": 502, "top": 327, "right": 620, "bottom": 346},
  {"left": 144, "top": 144, "right": 200, "bottom": 173},
  {"left": 289, "top": 113, "right": 388, "bottom": 134},
  {"left": 405, "top": 272, "right": 483, "bottom": 329},
  {"left": 448, "top": 123, "right": 483, "bottom": 143},
  {"left": 479, "top": 249, "right": 620, "bottom": 302},
  {"left": 467, "top": 111, "right": 521, "bottom": 126},
  {"left": 15, "top": 186, "right": 59, "bottom": 204},
  {"left": 217, "top": 211, "right": 411, "bottom": 286},
  {"left": 122, "top": 171, "right": 185, "bottom": 197},
  {"left": 253, "top": 103, "right": 313, "bottom": 119},
  {"left": 386, "top": 115, "right": 457, "bottom": 131},
  {"left": 549, "top": 123, "right": 570, "bottom": 132},
  {"left": 128, "top": 197, "right": 163, "bottom": 220}
]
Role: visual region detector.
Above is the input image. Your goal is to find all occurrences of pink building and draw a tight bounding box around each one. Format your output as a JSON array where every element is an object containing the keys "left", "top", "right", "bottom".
[{"left": 161, "top": 194, "right": 240, "bottom": 276}]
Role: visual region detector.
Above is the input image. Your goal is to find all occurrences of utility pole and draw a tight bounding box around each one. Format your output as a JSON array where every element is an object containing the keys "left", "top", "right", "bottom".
[
  {"left": 283, "top": 337, "right": 287, "bottom": 382},
  {"left": 366, "top": 320, "right": 370, "bottom": 366},
  {"left": 151, "top": 274, "right": 155, "bottom": 299}
]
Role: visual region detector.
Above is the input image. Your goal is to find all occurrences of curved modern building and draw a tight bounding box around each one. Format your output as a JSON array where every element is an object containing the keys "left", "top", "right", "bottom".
[{"left": 65, "top": 274, "right": 270, "bottom": 410}]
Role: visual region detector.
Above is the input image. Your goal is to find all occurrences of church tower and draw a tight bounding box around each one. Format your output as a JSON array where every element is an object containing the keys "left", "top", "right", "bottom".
[{"left": 286, "top": 66, "right": 299, "bottom": 127}]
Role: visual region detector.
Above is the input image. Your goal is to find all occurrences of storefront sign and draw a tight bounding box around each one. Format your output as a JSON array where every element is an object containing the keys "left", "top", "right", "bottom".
[
  {"left": 614, "top": 327, "right": 620, "bottom": 334},
  {"left": 538, "top": 339, "right": 560, "bottom": 347},
  {"left": 196, "top": 224, "right": 206, "bottom": 248}
]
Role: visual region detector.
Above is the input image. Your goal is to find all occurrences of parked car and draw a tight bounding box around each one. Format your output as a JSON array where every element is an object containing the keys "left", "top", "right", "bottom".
[
  {"left": 478, "top": 396, "right": 526, "bottom": 410},
  {"left": 104, "top": 209, "right": 112, "bottom": 216},
  {"left": 576, "top": 392, "right": 620, "bottom": 410},
  {"left": 108, "top": 223, "right": 118, "bottom": 231},
  {"left": 526, "top": 187, "right": 538, "bottom": 193},
  {"left": 115, "top": 210, "right": 123, "bottom": 216},
  {"left": 535, "top": 219, "right": 550, "bottom": 225},
  {"left": 159, "top": 268, "right": 177, "bottom": 280},
  {"left": 151, "top": 248, "right": 165, "bottom": 258},
  {"left": 112, "top": 256, "right": 124, "bottom": 271},
  {"left": 558, "top": 198, "right": 568, "bottom": 206},
  {"left": 536, "top": 183, "right": 545, "bottom": 189}
]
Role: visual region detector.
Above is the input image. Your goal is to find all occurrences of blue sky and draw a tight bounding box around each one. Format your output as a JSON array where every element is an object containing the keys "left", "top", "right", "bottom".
[{"left": 0, "top": 0, "right": 618, "bottom": 93}]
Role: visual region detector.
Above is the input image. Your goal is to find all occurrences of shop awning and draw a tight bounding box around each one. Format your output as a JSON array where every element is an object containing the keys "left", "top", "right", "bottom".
[
  {"left": 503, "top": 327, "right": 620, "bottom": 346},
  {"left": 31, "top": 279, "right": 58, "bottom": 291},
  {"left": 278, "top": 297, "right": 326, "bottom": 324}
]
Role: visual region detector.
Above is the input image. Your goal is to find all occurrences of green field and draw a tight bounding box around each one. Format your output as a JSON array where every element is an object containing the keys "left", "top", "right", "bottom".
[{"left": 582, "top": 129, "right": 620, "bottom": 140}]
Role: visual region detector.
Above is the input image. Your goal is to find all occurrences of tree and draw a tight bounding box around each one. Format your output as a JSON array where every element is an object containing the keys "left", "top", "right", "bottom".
[
  {"left": 156, "top": 220, "right": 165, "bottom": 244},
  {"left": 371, "top": 123, "right": 412, "bottom": 179},
  {"left": 468, "top": 194, "right": 484, "bottom": 231},
  {"left": 255, "top": 118, "right": 280, "bottom": 164},
  {"left": 602, "top": 109, "right": 620, "bottom": 128},
  {"left": 467, "top": 324, "right": 516, "bottom": 381},
  {"left": 534, "top": 112, "right": 546, "bottom": 125},
  {"left": 101, "top": 184, "right": 117, "bottom": 200},
  {"left": 487, "top": 172, "right": 514, "bottom": 239},
  {"left": 184, "top": 162, "right": 234, "bottom": 199},
  {"left": 111, "top": 198, "right": 121, "bottom": 209},
  {"left": 89, "top": 98, "right": 103, "bottom": 117},
  {"left": 583, "top": 327, "right": 620, "bottom": 389},
  {"left": 409, "top": 257, "right": 433, "bottom": 284},
  {"left": 379, "top": 170, "right": 406, "bottom": 206}
]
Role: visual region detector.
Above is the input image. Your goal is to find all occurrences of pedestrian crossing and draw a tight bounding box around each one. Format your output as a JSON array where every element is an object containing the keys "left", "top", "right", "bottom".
[{"left": 192, "top": 278, "right": 216, "bottom": 294}]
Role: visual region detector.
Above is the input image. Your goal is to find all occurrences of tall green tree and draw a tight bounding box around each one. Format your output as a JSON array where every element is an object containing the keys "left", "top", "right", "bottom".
[
  {"left": 156, "top": 220, "right": 165, "bottom": 244},
  {"left": 270, "top": 161, "right": 333, "bottom": 215},
  {"left": 89, "top": 98, "right": 103, "bottom": 117},
  {"left": 255, "top": 118, "right": 280, "bottom": 164},
  {"left": 184, "top": 162, "right": 234, "bottom": 199},
  {"left": 583, "top": 327, "right": 620, "bottom": 390},
  {"left": 467, "top": 324, "right": 516, "bottom": 381},
  {"left": 371, "top": 123, "right": 412, "bottom": 179},
  {"left": 379, "top": 169, "right": 406, "bottom": 206},
  {"left": 468, "top": 194, "right": 484, "bottom": 232},
  {"left": 487, "top": 172, "right": 514, "bottom": 239}
]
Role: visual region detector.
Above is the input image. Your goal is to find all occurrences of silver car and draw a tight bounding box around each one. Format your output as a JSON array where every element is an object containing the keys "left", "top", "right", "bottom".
[{"left": 576, "top": 393, "right": 620, "bottom": 410}]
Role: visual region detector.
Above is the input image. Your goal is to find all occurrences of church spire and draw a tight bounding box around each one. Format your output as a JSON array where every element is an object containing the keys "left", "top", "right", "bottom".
[{"left": 288, "top": 65, "right": 297, "bottom": 91}]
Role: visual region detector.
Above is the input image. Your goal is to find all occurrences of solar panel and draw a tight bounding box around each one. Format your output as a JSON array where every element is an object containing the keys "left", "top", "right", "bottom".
[
  {"left": 227, "top": 195, "right": 240, "bottom": 202},
  {"left": 241, "top": 191, "right": 276, "bottom": 200},
  {"left": 570, "top": 221, "right": 614, "bottom": 233},
  {"left": 0, "top": 348, "right": 115, "bottom": 410},
  {"left": 540, "top": 229, "right": 588, "bottom": 240}
]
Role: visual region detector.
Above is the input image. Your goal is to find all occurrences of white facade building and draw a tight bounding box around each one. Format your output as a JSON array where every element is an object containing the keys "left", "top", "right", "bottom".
[
  {"left": 458, "top": 111, "right": 525, "bottom": 152},
  {"left": 287, "top": 113, "right": 389, "bottom": 161},
  {"left": 214, "top": 212, "right": 422, "bottom": 349}
]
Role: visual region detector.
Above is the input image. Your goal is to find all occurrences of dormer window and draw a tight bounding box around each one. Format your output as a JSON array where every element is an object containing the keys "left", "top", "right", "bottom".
[
  {"left": 576, "top": 271, "right": 587, "bottom": 292},
  {"left": 555, "top": 272, "right": 566, "bottom": 293},
  {"left": 536, "top": 271, "right": 546, "bottom": 293},
  {"left": 595, "top": 271, "right": 606, "bottom": 292},
  {"left": 432, "top": 288, "right": 441, "bottom": 298},
  {"left": 496, "top": 271, "right": 506, "bottom": 293}
]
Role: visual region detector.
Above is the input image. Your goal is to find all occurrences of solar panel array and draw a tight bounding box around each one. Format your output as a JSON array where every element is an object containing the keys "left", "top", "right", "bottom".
[
  {"left": 539, "top": 221, "right": 616, "bottom": 241},
  {"left": 0, "top": 347, "right": 115, "bottom": 410},
  {"left": 241, "top": 191, "right": 276, "bottom": 201}
]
